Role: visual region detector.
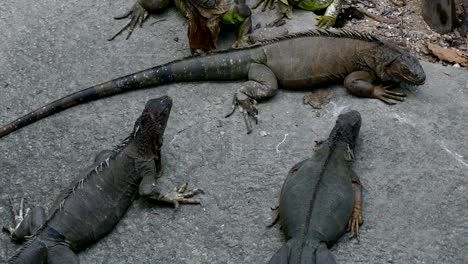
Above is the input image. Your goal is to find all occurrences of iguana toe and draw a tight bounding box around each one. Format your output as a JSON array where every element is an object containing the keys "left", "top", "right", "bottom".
[
  {"left": 373, "top": 84, "right": 406, "bottom": 105},
  {"left": 225, "top": 91, "right": 259, "bottom": 134},
  {"left": 253, "top": 0, "right": 275, "bottom": 12},
  {"left": 3, "top": 198, "right": 29, "bottom": 240},
  {"left": 316, "top": 16, "right": 336, "bottom": 28},
  {"left": 159, "top": 184, "right": 204, "bottom": 208},
  {"left": 347, "top": 206, "right": 363, "bottom": 240},
  {"left": 109, "top": 3, "right": 149, "bottom": 41}
]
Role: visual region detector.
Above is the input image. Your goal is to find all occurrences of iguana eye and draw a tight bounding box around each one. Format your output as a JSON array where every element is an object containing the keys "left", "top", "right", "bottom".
[{"left": 402, "top": 66, "right": 411, "bottom": 73}]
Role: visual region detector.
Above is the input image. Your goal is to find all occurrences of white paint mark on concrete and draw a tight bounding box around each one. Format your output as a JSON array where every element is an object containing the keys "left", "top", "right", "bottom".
[
  {"left": 170, "top": 128, "right": 189, "bottom": 144},
  {"left": 390, "top": 112, "right": 415, "bottom": 127},
  {"left": 328, "top": 102, "right": 349, "bottom": 117},
  {"left": 276, "top": 133, "right": 289, "bottom": 154},
  {"left": 437, "top": 140, "right": 468, "bottom": 168}
]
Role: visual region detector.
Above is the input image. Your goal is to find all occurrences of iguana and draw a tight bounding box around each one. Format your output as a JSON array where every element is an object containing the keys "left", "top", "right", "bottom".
[
  {"left": 253, "top": 0, "right": 343, "bottom": 28},
  {"left": 461, "top": 0, "right": 468, "bottom": 37},
  {"left": 109, "top": 0, "right": 252, "bottom": 51},
  {"left": 0, "top": 29, "right": 426, "bottom": 137},
  {"left": 4, "top": 96, "right": 203, "bottom": 263},
  {"left": 269, "top": 110, "right": 363, "bottom": 264}
]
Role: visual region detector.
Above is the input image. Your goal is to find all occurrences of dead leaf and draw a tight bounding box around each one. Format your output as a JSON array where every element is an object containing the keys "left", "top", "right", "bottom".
[
  {"left": 427, "top": 42, "right": 468, "bottom": 67},
  {"left": 303, "top": 89, "right": 333, "bottom": 109}
]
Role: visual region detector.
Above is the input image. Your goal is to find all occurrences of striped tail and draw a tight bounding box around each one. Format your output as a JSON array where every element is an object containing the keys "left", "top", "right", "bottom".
[{"left": 0, "top": 48, "right": 258, "bottom": 138}]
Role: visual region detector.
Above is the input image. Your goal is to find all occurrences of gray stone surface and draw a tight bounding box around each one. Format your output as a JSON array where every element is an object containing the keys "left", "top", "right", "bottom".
[{"left": 0, "top": 0, "right": 467, "bottom": 263}]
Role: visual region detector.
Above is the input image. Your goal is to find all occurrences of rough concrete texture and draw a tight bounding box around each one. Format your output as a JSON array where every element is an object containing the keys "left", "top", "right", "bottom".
[{"left": 0, "top": 0, "right": 467, "bottom": 263}]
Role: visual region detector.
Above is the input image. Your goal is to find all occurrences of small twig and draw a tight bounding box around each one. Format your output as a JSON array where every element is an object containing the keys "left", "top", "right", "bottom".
[
  {"left": 357, "top": 8, "right": 399, "bottom": 24},
  {"left": 150, "top": 19, "right": 166, "bottom": 26}
]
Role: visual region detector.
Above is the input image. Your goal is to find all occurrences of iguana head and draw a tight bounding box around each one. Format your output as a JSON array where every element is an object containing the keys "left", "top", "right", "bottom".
[
  {"left": 372, "top": 45, "right": 426, "bottom": 85},
  {"left": 128, "top": 96, "right": 172, "bottom": 159},
  {"left": 328, "top": 110, "right": 361, "bottom": 150}
]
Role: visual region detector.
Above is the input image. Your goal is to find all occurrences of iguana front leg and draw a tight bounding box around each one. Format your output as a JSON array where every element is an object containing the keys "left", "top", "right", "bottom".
[
  {"left": 225, "top": 63, "right": 278, "bottom": 134},
  {"left": 316, "top": 0, "right": 342, "bottom": 28},
  {"left": 347, "top": 171, "right": 363, "bottom": 240},
  {"left": 344, "top": 70, "right": 406, "bottom": 105},
  {"left": 221, "top": 4, "right": 253, "bottom": 48},
  {"left": 109, "top": 0, "right": 173, "bottom": 41},
  {"left": 3, "top": 198, "right": 46, "bottom": 241}
]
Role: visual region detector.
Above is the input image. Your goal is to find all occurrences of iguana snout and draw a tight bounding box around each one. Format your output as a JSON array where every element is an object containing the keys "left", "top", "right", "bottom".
[
  {"left": 129, "top": 96, "right": 173, "bottom": 158},
  {"left": 328, "top": 110, "right": 362, "bottom": 149},
  {"left": 141, "top": 95, "right": 172, "bottom": 135}
]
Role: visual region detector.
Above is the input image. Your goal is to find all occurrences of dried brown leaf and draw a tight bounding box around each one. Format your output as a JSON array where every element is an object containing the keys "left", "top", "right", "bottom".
[{"left": 427, "top": 42, "right": 468, "bottom": 67}]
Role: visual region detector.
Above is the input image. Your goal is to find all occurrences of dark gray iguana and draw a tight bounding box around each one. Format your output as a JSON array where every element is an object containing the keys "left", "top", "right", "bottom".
[
  {"left": 0, "top": 29, "right": 426, "bottom": 137},
  {"left": 109, "top": 0, "right": 253, "bottom": 51},
  {"left": 269, "top": 110, "right": 363, "bottom": 264},
  {"left": 4, "top": 96, "right": 203, "bottom": 263}
]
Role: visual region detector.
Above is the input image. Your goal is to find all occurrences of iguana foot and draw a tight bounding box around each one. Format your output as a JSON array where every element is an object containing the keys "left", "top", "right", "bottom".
[
  {"left": 2, "top": 198, "right": 30, "bottom": 240},
  {"left": 108, "top": 3, "right": 149, "bottom": 41},
  {"left": 316, "top": 16, "right": 336, "bottom": 28},
  {"left": 347, "top": 204, "right": 363, "bottom": 240},
  {"left": 225, "top": 91, "right": 258, "bottom": 134},
  {"left": 372, "top": 84, "right": 406, "bottom": 105},
  {"left": 158, "top": 183, "right": 204, "bottom": 208},
  {"left": 252, "top": 0, "right": 275, "bottom": 12}
]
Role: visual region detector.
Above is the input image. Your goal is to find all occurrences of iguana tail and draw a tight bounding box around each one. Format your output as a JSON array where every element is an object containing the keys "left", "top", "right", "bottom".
[
  {"left": 0, "top": 48, "right": 262, "bottom": 138},
  {"left": 269, "top": 240, "right": 336, "bottom": 264},
  {"left": 8, "top": 238, "right": 47, "bottom": 264}
]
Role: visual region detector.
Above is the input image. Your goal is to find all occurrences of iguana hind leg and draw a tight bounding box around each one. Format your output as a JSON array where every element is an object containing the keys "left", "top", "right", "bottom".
[
  {"left": 347, "top": 170, "right": 363, "bottom": 240},
  {"left": 3, "top": 198, "right": 46, "bottom": 241},
  {"left": 226, "top": 63, "right": 278, "bottom": 134},
  {"left": 47, "top": 244, "right": 79, "bottom": 264},
  {"left": 344, "top": 71, "right": 406, "bottom": 105}
]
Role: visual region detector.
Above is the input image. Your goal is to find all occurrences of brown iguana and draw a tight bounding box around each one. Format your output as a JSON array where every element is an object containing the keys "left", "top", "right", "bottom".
[
  {"left": 4, "top": 96, "right": 203, "bottom": 263},
  {"left": 269, "top": 110, "right": 363, "bottom": 264},
  {"left": 109, "top": 0, "right": 252, "bottom": 51},
  {"left": 0, "top": 29, "right": 426, "bottom": 137}
]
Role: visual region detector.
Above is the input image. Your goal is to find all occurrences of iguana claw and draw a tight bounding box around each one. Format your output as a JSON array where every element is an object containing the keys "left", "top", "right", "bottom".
[
  {"left": 158, "top": 183, "right": 204, "bottom": 208},
  {"left": 108, "top": 3, "right": 149, "bottom": 41},
  {"left": 372, "top": 84, "right": 406, "bottom": 105},
  {"left": 2, "top": 198, "right": 30, "bottom": 240},
  {"left": 316, "top": 16, "right": 336, "bottom": 28},
  {"left": 347, "top": 204, "right": 363, "bottom": 241},
  {"left": 253, "top": 0, "right": 276, "bottom": 12},
  {"left": 225, "top": 91, "right": 258, "bottom": 134}
]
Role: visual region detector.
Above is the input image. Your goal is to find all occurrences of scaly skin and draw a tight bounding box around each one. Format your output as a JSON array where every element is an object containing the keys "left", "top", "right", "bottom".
[
  {"left": 253, "top": 0, "right": 342, "bottom": 28},
  {"left": 109, "top": 0, "right": 252, "bottom": 51},
  {"left": 0, "top": 29, "right": 426, "bottom": 137},
  {"left": 4, "top": 96, "right": 203, "bottom": 263},
  {"left": 269, "top": 110, "right": 363, "bottom": 264},
  {"left": 461, "top": 0, "right": 468, "bottom": 37}
]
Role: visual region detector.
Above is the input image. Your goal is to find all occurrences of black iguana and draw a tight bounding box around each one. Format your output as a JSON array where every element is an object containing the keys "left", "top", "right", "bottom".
[
  {"left": 0, "top": 29, "right": 426, "bottom": 137},
  {"left": 269, "top": 110, "right": 363, "bottom": 264},
  {"left": 4, "top": 96, "right": 203, "bottom": 263},
  {"left": 109, "top": 0, "right": 252, "bottom": 51}
]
